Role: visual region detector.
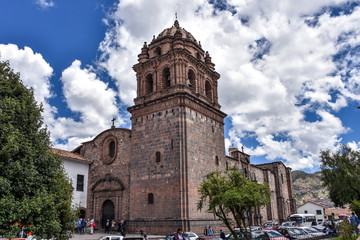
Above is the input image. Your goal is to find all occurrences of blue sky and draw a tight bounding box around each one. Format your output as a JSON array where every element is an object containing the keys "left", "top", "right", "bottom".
[{"left": 1, "top": 0, "right": 360, "bottom": 172}]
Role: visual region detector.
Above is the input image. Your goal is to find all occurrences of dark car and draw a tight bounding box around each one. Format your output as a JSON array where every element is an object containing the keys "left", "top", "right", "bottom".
[
  {"left": 277, "top": 228, "right": 309, "bottom": 240},
  {"left": 227, "top": 231, "right": 270, "bottom": 240}
]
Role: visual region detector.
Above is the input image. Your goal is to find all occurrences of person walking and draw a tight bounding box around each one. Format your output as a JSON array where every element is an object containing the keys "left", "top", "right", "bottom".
[
  {"left": 208, "top": 226, "right": 213, "bottom": 236},
  {"left": 90, "top": 219, "right": 95, "bottom": 235},
  {"left": 81, "top": 218, "right": 87, "bottom": 234},
  {"left": 105, "top": 219, "right": 111, "bottom": 233},
  {"left": 350, "top": 212, "right": 360, "bottom": 234},
  {"left": 220, "top": 229, "right": 225, "bottom": 240},
  {"left": 174, "top": 228, "right": 184, "bottom": 240},
  {"left": 77, "top": 219, "right": 82, "bottom": 234},
  {"left": 203, "top": 226, "right": 208, "bottom": 236}
]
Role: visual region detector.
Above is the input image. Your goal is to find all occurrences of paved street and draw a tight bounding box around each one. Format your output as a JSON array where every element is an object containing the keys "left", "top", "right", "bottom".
[{"left": 70, "top": 233, "right": 165, "bottom": 240}]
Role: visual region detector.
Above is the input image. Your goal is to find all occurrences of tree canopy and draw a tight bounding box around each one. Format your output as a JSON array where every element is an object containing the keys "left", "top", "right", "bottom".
[
  {"left": 0, "top": 60, "right": 75, "bottom": 239},
  {"left": 320, "top": 145, "right": 360, "bottom": 216},
  {"left": 198, "top": 168, "right": 271, "bottom": 240}
]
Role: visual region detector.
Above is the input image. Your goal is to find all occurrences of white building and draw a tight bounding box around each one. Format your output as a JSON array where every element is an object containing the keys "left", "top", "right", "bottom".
[
  {"left": 297, "top": 202, "right": 326, "bottom": 224},
  {"left": 51, "top": 148, "right": 90, "bottom": 216}
]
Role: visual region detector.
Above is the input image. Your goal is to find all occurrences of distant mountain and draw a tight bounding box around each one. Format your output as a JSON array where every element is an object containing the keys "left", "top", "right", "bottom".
[{"left": 291, "top": 170, "right": 334, "bottom": 208}]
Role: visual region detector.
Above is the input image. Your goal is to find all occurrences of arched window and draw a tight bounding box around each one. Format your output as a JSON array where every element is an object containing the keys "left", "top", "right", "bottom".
[
  {"left": 156, "top": 151, "right": 161, "bottom": 163},
  {"left": 163, "top": 67, "right": 171, "bottom": 88},
  {"left": 146, "top": 74, "right": 153, "bottom": 94},
  {"left": 109, "top": 141, "right": 116, "bottom": 158},
  {"left": 155, "top": 47, "right": 161, "bottom": 56},
  {"left": 188, "top": 69, "right": 196, "bottom": 91},
  {"left": 281, "top": 173, "right": 284, "bottom": 183},
  {"left": 148, "top": 193, "right": 154, "bottom": 204},
  {"left": 205, "top": 81, "right": 212, "bottom": 101},
  {"left": 215, "top": 156, "right": 219, "bottom": 166},
  {"left": 196, "top": 52, "right": 202, "bottom": 60}
]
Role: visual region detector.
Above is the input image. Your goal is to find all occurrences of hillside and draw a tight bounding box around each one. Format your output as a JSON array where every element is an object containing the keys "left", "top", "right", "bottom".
[{"left": 291, "top": 170, "right": 334, "bottom": 207}]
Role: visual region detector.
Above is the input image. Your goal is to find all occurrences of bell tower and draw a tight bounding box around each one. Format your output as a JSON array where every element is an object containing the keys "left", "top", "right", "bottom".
[{"left": 128, "top": 20, "right": 227, "bottom": 233}]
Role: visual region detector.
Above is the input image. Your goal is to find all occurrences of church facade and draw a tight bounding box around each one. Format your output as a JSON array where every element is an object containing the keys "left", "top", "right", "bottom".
[{"left": 68, "top": 20, "right": 296, "bottom": 234}]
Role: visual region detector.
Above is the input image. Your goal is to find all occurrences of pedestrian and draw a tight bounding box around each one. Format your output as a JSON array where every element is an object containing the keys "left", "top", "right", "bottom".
[
  {"left": 111, "top": 220, "right": 116, "bottom": 233},
  {"left": 87, "top": 219, "right": 90, "bottom": 234},
  {"left": 77, "top": 218, "right": 82, "bottom": 234},
  {"left": 208, "top": 226, "right": 213, "bottom": 236},
  {"left": 143, "top": 234, "right": 149, "bottom": 240},
  {"left": 105, "top": 219, "right": 110, "bottom": 233},
  {"left": 174, "top": 228, "right": 184, "bottom": 240},
  {"left": 350, "top": 212, "right": 360, "bottom": 234},
  {"left": 203, "top": 226, "right": 208, "bottom": 236},
  {"left": 81, "top": 218, "right": 87, "bottom": 234},
  {"left": 220, "top": 229, "right": 225, "bottom": 240},
  {"left": 90, "top": 219, "right": 95, "bottom": 235}
]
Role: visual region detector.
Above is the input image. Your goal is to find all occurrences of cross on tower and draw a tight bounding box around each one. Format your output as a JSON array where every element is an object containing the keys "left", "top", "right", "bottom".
[
  {"left": 241, "top": 146, "right": 244, "bottom": 152},
  {"left": 111, "top": 117, "right": 116, "bottom": 129}
]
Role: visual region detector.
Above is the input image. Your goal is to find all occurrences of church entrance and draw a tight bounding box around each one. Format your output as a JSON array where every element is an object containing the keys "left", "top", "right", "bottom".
[{"left": 102, "top": 200, "right": 115, "bottom": 229}]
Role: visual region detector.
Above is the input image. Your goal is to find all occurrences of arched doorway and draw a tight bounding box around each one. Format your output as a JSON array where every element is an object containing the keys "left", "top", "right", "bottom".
[
  {"left": 79, "top": 209, "right": 86, "bottom": 219},
  {"left": 102, "top": 200, "right": 115, "bottom": 229}
]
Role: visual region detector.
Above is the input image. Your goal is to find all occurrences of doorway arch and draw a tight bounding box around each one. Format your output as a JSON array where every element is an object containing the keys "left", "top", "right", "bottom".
[{"left": 102, "top": 200, "right": 115, "bottom": 229}]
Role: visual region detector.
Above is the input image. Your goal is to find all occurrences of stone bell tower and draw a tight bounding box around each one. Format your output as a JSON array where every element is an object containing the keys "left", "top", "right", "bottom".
[{"left": 128, "top": 20, "right": 227, "bottom": 233}]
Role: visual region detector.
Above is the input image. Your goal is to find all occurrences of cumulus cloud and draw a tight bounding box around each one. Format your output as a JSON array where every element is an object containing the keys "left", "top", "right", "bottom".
[
  {"left": 0, "top": 44, "right": 122, "bottom": 151},
  {"left": 50, "top": 60, "right": 122, "bottom": 148},
  {"left": 35, "top": 0, "right": 55, "bottom": 9},
  {"left": 97, "top": 0, "right": 360, "bottom": 170},
  {"left": 0, "top": 43, "right": 56, "bottom": 124}
]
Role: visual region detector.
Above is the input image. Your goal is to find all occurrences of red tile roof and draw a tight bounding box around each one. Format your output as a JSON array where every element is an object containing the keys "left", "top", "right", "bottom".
[{"left": 50, "top": 148, "right": 91, "bottom": 163}]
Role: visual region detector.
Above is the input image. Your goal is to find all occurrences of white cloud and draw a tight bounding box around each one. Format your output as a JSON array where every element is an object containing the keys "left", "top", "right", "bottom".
[
  {"left": 0, "top": 43, "right": 56, "bottom": 125},
  {"left": 50, "top": 60, "right": 122, "bottom": 144},
  {"left": 0, "top": 44, "right": 122, "bottom": 151},
  {"left": 97, "top": 0, "right": 360, "bottom": 170},
  {"left": 35, "top": 0, "right": 55, "bottom": 9}
]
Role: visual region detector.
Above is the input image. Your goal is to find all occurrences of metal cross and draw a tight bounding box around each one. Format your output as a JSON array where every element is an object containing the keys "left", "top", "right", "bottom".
[{"left": 111, "top": 117, "right": 116, "bottom": 128}]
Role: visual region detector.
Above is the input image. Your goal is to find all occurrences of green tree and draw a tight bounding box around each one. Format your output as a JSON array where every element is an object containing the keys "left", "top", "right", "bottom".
[
  {"left": 0, "top": 60, "right": 75, "bottom": 239},
  {"left": 198, "top": 168, "right": 271, "bottom": 240},
  {"left": 320, "top": 145, "right": 360, "bottom": 216}
]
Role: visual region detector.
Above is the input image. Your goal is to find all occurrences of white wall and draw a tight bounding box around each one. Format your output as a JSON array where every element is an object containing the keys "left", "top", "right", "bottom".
[
  {"left": 63, "top": 158, "right": 89, "bottom": 208},
  {"left": 297, "top": 202, "right": 325, "bottom": 223}
]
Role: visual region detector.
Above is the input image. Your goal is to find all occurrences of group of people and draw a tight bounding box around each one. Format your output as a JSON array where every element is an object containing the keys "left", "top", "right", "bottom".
[
  {"left": 203, "top": 226, "right": 214, "bottom": 236},
  {"left": 75, "top": 218, "right": 96, "bottom": 235},
  {"left": 104, "top": 218, "right": 127, "bottom": 235}
]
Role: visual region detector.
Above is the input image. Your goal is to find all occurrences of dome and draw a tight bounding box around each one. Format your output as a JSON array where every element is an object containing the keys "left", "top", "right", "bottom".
[{"left": 152, "top": 20, "right": 200, "bottom": 46}]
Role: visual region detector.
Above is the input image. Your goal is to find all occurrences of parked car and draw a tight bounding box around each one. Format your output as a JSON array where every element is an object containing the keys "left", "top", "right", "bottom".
[
  {"left": 280, "top": 222, "right": 296, "bottom": 228},
  {"left": 277, "top": 228, "right": 309, "bottom": 240},
  {"left": 312, "top": 226, "right": 326, "bottom": 233},
  {"left": 263, "top": 221, "right": 279, "bottom": 230},
  {"left": 166, "top": 233, "right": 190, "bottom": 240},
  {"left": 123, "top": 236, "right": 144, "bottom": 240},
  {"left": 184, "top": 232, "right": 198, "bottom": 240},
  {"left": 262, "top": 230, "right": 288, "bottom": 240},
  {"left": 98, "top": 236, "right": 123, "bottom": 240},
  {"left": 227, "top": 231, "right": 270, "bottom": 240},
  {"left": 251, "top": 226, "right": 263, "bottom": 231},
  {"left": 299, "top": 227, "right": 326, "bottom": 238}
]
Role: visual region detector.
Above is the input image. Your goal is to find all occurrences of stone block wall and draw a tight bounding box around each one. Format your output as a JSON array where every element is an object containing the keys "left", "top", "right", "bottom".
[{"left": 80, "top": 128, "right": 131, "bottom": 228}]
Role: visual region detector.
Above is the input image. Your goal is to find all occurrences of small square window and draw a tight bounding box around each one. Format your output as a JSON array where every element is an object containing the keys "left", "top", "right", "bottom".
[
  {"left": 304, "top": 210, "right": 308, "bottom": 214},
  {"left": 316, "top": 210, "right": 322, "bottom": 215}
]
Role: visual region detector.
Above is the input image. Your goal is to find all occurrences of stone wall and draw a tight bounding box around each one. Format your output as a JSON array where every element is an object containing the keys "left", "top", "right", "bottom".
[{"left": 79, "top": 128, "right": 132, "bottom": 228}]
